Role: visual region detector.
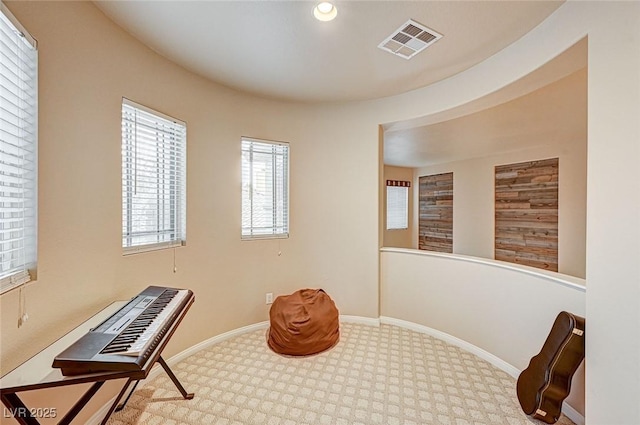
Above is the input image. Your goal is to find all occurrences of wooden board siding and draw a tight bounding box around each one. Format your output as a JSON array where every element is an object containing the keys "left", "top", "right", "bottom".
[
  {"left": 495, "top": 158, "right": 559, "bottom": 271},
  {"left": 419, "top": 172, "right": 453, "bottom": 253}
]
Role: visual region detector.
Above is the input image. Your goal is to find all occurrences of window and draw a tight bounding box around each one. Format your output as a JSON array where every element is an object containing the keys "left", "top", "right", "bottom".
[
  {"left": 386, "top": 180, "right": 409, "bottom": 230},
  {"left": 241, "top": 138, "right": 289, "bottom": 239},
  {"left": 121, "top": 99, "right": 186, "bottom": 253},
  {"left": 0, "top": 4, "right": 38, "bottom": 294}
]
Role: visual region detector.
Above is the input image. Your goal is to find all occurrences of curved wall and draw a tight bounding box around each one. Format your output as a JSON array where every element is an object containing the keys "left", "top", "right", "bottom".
[
  {"left": 380, "top": 248, "right": 586, "bottom": 416},
  {"left": 408, "top": 69, "right": 587, "bottom": 278},
  {"left": 1, "top": 0, "right": 381, "bottom": 377},
  {"left": 374, "top": 3, "right": 640, "bottom": 423},
  {"left": 1, "top": 2, "right": 382, "bottom": 421},
  {"left": 371, "top": 3, "right": 640, "bottom": 422}
]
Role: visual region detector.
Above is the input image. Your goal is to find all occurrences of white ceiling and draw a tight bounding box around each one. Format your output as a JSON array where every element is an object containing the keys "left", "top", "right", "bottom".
[
  {"left": 386, "top": 67, "right": 587, "bottom": 168},
  {"left": 93, "top": 1, "right": 583, "bottom": 170},
  {"left": 384, "top": 39, "right": 587, "bottom": 168},
  {"left": 94, "top": 1, "right": 564, "bottom": 103}
]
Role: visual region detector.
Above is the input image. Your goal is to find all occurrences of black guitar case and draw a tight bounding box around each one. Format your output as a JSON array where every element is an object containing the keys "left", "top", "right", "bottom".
[{"left": 516, "top": 311, "right": 585, "bottom": 424}]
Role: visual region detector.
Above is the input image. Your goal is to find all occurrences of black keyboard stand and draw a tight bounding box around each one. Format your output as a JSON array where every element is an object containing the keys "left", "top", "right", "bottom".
[
  {"left": 113, "top": 356, "right": 194, "bottom": 413},
  {"left": 115, "top": 380, "right": 140, "bottom": 412},
  {"left": 100, "top": 356, "right": 194, "bottom": 425},
  {"left": 0, "top": 296, "right": 195, "bottom": 425}
]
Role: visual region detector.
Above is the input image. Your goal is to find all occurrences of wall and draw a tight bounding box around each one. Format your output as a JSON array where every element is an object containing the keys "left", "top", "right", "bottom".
[
  {"left": 584, "top": 4, "right": 640, "bottom": 423},
  {"left": 410, "top": 69, "right": 587, "bottom": 277},
  {"left": 382, "top": 165, "right": 413, "bottom": 248},
  {"left": 414, "top": 142, "right": 586, "bottom": 278},
  {"left": 0, "top": 2, "right": 380, "bottom": 421},
  {"left": 380, "top": 248, "right": 586, "bottom": 416},
  {"left": 374, "top": 3, "right": 640, "bottom": 423}
]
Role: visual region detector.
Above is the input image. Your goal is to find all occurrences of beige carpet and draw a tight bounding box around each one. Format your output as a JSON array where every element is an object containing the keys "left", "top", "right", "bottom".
[{"left": 107, "top": 323, "right": 576, "bottom": 425}]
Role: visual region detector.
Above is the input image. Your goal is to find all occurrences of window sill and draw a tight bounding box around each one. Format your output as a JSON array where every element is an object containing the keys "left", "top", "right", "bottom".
[
  {"left": 0, "top": 270, "right": 36, "bottom": 295},
  {"left": 123, "top": 241, "right": 185, "bottom": 256},
  {"left": 241, "top": 234, "right": 289, "bottom": 241}
]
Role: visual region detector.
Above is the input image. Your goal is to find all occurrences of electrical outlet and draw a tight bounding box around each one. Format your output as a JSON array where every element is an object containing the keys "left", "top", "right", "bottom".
[{"left": 266, "top": 293, "right": 273, "bottom": 304}]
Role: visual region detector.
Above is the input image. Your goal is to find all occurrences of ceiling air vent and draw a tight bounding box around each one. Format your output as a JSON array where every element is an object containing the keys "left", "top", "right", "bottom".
[{"left": 378, "top": 19, "right": 442, "bottom": 60}]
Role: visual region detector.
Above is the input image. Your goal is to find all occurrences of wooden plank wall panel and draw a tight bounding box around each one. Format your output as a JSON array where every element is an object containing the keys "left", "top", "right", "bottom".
[
  {"left": 419, "top": 172, "right": 453, "bottom": 253},
  {"left": 495, "top": 158, "right": 559, "bottom": 271}
]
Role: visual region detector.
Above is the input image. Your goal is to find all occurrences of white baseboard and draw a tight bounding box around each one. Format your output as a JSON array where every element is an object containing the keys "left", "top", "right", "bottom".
[
  {"left": 562, "top": 401, "right": 585, "bottom": 425},
  {"left": 339, "top": 314, "right": 380, "bottom": 327},
  {"left": 87, "top": 321, "right": 270, "bottom": 425},
  {"left": 379, "top": 316, "right": 521, "bottom": 377},
  {"left": 169, "top": 321, "right": 270, "bottom": 366},
  {"left": 379, "top": 316, "right": 585, "bottom": 425},
  {"left": 89, "top": 316, "right": 584, "bottom": 425}
]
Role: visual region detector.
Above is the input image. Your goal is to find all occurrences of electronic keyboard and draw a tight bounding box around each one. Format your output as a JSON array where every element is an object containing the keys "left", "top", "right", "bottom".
[{"left": 52, "top": 286, "right": 194, "bottom": 376}]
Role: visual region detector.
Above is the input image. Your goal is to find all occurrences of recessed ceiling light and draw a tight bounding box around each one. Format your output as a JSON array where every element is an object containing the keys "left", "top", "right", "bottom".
[{"left": 314, "top": 2, "right": 337, "bottom": 22}]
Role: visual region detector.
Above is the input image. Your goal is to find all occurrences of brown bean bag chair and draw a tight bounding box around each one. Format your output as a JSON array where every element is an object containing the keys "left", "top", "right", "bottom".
[{"left": 267, "top": 289, "right": 339, "bottom": 356}]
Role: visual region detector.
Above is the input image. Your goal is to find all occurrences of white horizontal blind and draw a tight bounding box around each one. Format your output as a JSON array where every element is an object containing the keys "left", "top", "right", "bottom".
[
  {"left": 241, "top": 138, "right": 289, "bottom": 239},
  {"left": 0, "top": 5, "right": 37, "bottom": 294},
  {"left": 122, "top": 99, "right": 186, "bottom": 253},
  {"left": 387, "top": 186, "right": 408, "bottom": 230}
]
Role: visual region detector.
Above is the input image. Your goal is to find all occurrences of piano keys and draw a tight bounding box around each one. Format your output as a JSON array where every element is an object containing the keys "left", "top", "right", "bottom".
[{"left": 52, "top": 286, "right": 194, "bottom": 376}]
